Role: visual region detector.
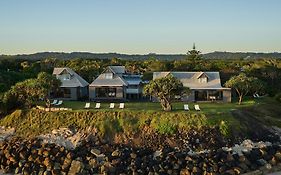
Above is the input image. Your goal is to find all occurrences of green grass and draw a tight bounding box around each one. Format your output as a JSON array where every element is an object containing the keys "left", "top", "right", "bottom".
[
  {"left": 49, "top": 97, "right": 258, "bottom": 115},
  {"left": 6, "top": 97, "right": 277, "bottom": 138}
]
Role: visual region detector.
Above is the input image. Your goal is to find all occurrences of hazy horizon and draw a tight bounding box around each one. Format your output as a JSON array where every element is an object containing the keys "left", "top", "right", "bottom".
[{"left": 1, "top": 0, "right": 281, "bottom": 55}]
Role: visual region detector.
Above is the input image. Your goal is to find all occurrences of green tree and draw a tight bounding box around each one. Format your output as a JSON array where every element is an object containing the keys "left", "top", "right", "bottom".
[
  {"left": 2, "top": 72, "right": 61, "bottom": 110},
  {"left": 144, "top": 74, "right": 190, "bottom": 111},
  {"left": 187, "top": 43, "right": 202, "bottom": 60},
  {"left": 225, "top": 73, "right": 265, "bottom": 105},
  {"left": 186, "top": 43, "right": 203, "bottom": 70}
]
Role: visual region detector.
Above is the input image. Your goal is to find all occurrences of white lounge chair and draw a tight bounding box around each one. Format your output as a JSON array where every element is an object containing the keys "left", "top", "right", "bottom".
[
  {"left": 55, "top": 100, "right": 63, "bottom": 106},
  {"left": 84, "top": 103, "right": 91, "bottom": 109},
  {"left": 194, "top": 104, "right": 201, "bottom": 111},
  {"left": 51, "top": 100, "right": 58, "bottom": 105},
  {"left": 95, "top": 103, "right": 101, "bottom": 109},
  {"left": 119, "top": 103, "right": 125, "bottom": 109},
  {"left": 184, "top": 104, "right": 189, "bottom": 111},
  {"left": 109, "top": 103, "right": 115, "bottom": 109}
]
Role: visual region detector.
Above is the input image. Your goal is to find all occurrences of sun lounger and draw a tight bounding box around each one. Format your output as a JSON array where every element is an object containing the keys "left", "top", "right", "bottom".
[
  {"left": 119, "top": 103, "right": 125, "bottom": 109},
  {"left": 84, "top": 103, "right": 91, "bottom": 109},
  {"left": 184, "top": 104, "right": 189, "bottom": 111},
  {"left": 51, "top": 100, "right": 58, "bottom": 105},
  {"left": 109, "top": 103, "right": 115, "bottom": 109},
  {"left": 55, "top": 100, "right": 63, "bottom": 106},
  {"left": 194, "top": 104, "right": 201, "bottom": 111},
  {"left": 95, "top": 103, "right": 101, "bottom": 109}
]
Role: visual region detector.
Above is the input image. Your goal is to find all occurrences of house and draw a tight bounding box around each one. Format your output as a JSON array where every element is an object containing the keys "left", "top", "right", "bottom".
[
  {"left": 89, "top": 66, "right": 143, "bottom": 101},
  {"left": 52, "top": 67, "right": 89, "bottom": 100},
  {"left": 153, "top": 71, "right": 231, "bottom": 102}
]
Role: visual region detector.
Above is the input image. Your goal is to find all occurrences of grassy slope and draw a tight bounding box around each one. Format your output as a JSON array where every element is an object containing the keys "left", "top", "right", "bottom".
[
  {"left": 2, "top": 97, "right": 280, "bottom": 138},
  {"left": 0, "top": 110, "right": 207, "bottom": 137}
]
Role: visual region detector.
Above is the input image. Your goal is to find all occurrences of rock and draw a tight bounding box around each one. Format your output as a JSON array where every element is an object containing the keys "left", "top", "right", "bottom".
[
  {"left": 130, "top": 153, "right": 137, "bottom": 159},
  {"left": 257, "top": 159, "right": 267, "bottom": 166},
  {"left": 112, "top": 150, "right": 121, "bottom": 157},
  {"left": 180, "top": 169, "right": 190, "bottom": 175},
  {"left": 68, "top": 160, "right": 84, "bottom": 175},
  {"left": 153, "top": 150, "right": 162, "bottom": 159},
  {"left": 91, "top": 149, "right": 101, "bottom": 156},
  {"left": 275, "top": 151, "right": 281, "bottom": 161}
]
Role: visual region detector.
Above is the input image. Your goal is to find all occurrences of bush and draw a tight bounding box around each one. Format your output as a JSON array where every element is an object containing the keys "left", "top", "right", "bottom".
[
  {"left": 150, "top": 115, "right": 177, "bottom": 134},
  {"left": 219, "top": 120, "right": 229, "bottom": 136},
  {"left": 275, "top": 93, "right": 281, "bottom": 103}
]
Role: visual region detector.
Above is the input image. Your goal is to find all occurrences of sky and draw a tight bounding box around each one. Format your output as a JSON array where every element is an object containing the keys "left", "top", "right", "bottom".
[{"left": 0, "top": 0, "right": 281, "bottom": 55}]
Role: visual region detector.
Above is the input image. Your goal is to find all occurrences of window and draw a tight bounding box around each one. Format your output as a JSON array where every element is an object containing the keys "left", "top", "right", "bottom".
[
  {"left": 198, "top": 77, "right": 207, "bottom": 83},
  {"left": 63, "top": 88, "right": 71, "bottom": 98},
  {"left": 96, "top": 87, "right": 116, "bottom": 98},
  {"left": 61, "top": 74, "right": 70, "bottom": 80},
  {"left": 105, "top": 73, "right": 113, "bottom": 79}
]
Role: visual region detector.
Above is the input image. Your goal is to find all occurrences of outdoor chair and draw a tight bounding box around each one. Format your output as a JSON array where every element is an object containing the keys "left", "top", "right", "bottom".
[
  {"left": 194, "top": 104, "right": 201, "bottom": 111},
  {"left": 51, "top": 100, "right": 58, "bottom": 105},
  {"left": 109, "top": 103, "right": 115, "bottom": 109},
  {"left": 95, "top": 103, "right": 101, "bottom": 109},
  {"left": 55, "top": 100, "right": 63, "bottom": 106},
  {"left": 184, "top": 104, "right": 189, "bottom": 111},
  {"left": 119, "top": 103, "right": 125, "bottom": 109},
  {"left": 84, "top": 103, "right": 91, "bottom": 109}
]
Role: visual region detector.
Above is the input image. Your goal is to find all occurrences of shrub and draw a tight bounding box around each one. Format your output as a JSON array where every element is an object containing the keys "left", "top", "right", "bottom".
[
  {"left": 219, "top": 120, "right": 229, "bottom": 136},
  {"left": 275, "top": 93, "right": 281, "bottom": 103}
]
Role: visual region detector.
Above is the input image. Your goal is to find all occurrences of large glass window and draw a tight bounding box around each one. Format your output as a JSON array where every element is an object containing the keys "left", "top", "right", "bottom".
[
  {"left": 195, "top": 91, "right": 207, "bottom": 101},
  {"left": 96, "top": 87, "right": 116, "bottom": 98},
  {"left": 208, "top": 91, "right": 223, "bottom": 101},
  {"left": 63, "top": 88, "right": 71, "bottom": 98}
]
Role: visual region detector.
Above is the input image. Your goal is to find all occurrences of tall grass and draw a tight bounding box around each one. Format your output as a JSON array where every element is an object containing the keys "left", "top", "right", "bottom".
[{"left": 0, "top": 109, "right": 208, "bottom": 138}]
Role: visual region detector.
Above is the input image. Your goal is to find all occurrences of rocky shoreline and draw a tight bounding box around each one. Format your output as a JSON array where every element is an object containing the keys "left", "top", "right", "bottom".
[{"left": 1, "top": 127, "right": 281, "bottom": 174}]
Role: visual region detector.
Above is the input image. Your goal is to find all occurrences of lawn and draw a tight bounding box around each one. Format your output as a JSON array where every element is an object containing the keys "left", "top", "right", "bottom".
[
  {"left": 55, "top": 97, "right": 264, "bottom": 136},
  {"left": 55, "top": 97, "right": 258, "bottom": 115}
]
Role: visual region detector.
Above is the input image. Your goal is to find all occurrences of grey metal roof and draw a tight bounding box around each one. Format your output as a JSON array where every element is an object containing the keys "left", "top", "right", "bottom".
[
  {"left": 123, "top": 75, "right": 142, "bottom": 85},
  {"left": 153, "top": 71, "right": 228, "bottom": 89},
  {"left": 90, "top": 73, "right": 128, "bottom": 87},
  {"left": 108, "top": 66, "right": 125, "bottom": 74},
  {"left": 90, "top": 66, "right": 145, "bottom": 87},
  {"left": 53, "top": 68, "right": 89, "bottom": 88}
]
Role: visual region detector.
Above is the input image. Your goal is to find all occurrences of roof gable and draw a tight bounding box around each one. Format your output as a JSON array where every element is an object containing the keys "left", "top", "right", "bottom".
[{"left": 53, "top": 67, "right": 89, "bottom": 87}]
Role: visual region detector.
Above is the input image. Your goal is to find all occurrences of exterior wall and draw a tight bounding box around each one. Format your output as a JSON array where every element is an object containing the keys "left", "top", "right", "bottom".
[
  {"left": 223, "top": 90, "right": 232, "bottom": 103},
  {"left": 89, "top": 86, "right": 96, "bottom": 100},
  {"left": 69, "top": 88, "right": 78, "bottom": 100},
  {"left": 116, "top": 87, "right": 124, "bottom": 98},
  {"left": 79, "top": 86, "right": 89, "bottom": 100}
]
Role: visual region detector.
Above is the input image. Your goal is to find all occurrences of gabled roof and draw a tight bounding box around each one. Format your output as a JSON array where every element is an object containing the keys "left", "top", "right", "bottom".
[
  {"left": 153, "top": 71, "right": 227, "bottom": 90},
  {"left": 123, "top": 74, "right": 143, "bottom": 85},
  {"left": 89, "top": 66, "right": 145, "bottom": 87},
  {"left": 196, "top": 72, "right": 210, "bottom": 79},
  {"left": 108, "top": 66, "right": 125, "bottom": 74},
  {"left": 90, "top": 73, "right": 128, "bottom": 87},
  {"left": 53, "top": 67, "right": 89, "bottom": 88}
]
